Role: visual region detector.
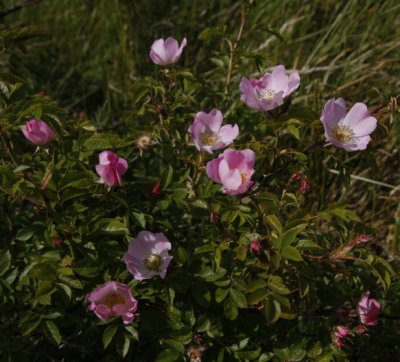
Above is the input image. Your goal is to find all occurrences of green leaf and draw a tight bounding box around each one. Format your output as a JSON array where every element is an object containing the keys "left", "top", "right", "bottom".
[
  {"left": 15, "top": 228, "right": 35, "bottom": 241},
  {"left": 0, "top": 250, "right": 11, "bottom": 276},
  {"left": 274, "top": 228, "right": 300, "bottom": 250},
  {"left": 287, "top": 125, "right": 301, "bottom": 140},
  {"left": 45, "top": 320, "right": 61, "bottom": 345},
  {"left": 133, "top": 211, "right": 146, "bottom": 228},
  {"left": 215, "top": 288, "right": 229, "bottom": 303},
  {"left": 268, "top": 276, "right": 291, "bottom": 295},
  {"left": 118, "top": 334, "right": 131, "bottom": 358},
  {"left": 247, "top": 288, "right": 269, "bottom": 305},
  {"left": 162, "top": 165, "right": 173, "bottom": 190},
  {"left": 224, "top": 297, "right": 238, "bottom": 320},
  {"left": 229, "top": 288, "right": 247, "bottom": 308},
  {"left": 103, "top": 323, "right": 118, "bottom": 349},
  {"left": 195, "top": 314, "right": 210, "bottom": 332},
  {"left": 282, "top": 246, "right": 303, "bottom": 261},
  {"left": 191, "top": 199, "right": 208, "bottom": 209},
  {"left": 125, "top": 326, "right": 139, "bottom": 340},
  {"left": 264, "top": 214, "right": 282, "bottom": 234},
  {"left": 56, "top": 283, "right": 72, "bottom": 300},
  {"left": 264, "top": 298, "right": 281, "bottom": 324},
  {"left": 155, "top": 348, "right": 181, "bottom": 362},
  {"left": 95, "top": 218, "right": 129, "bottom": 235}
]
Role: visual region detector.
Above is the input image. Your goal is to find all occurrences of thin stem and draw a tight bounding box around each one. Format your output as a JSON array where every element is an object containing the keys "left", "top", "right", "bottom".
[
  {"left": 0, "top": 133, "right": 17, "bottom": 167},
  {"left": 224, "top": 8, "right": 246, "bottom": 95},
  {"left": 328, "top": 168, "right": 399, "bottom": 192}
]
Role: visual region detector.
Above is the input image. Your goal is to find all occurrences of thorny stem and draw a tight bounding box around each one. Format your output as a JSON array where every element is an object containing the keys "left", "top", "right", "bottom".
[
  {"left": 192, "top": 152, "right": 205, "bottom": 183},
  {"left": 224, "top": 7, "right": 246, "bottom": 95}
]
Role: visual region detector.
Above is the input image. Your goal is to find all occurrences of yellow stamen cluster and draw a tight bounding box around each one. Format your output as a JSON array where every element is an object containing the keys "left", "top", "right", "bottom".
[
  {"left": 102, "top": 293, "right": 125, "bottom": 308},
  {"left": 332, "top": 125, "right": 354, "bottom": 143},
  {"left": 200, "top": 133, "right": 219, "bottom": 146},
  {"left": 258, "top": 89, "right": 275, "bottom": 102},
  {"left": 144, "top": 254, "right": 163, "bottom": 272}
]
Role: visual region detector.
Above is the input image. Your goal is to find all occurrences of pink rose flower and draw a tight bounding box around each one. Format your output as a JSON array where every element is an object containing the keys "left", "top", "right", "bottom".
[
  {"left": 95, "top": 151, "right": 128, "bottom": 186},
  {"left": 22, "top": 119, "right": 56, "bottom": 145},
  {"left": 123, "top": 231, "right": 173, "bottom": 281},
  {"left": 206, "top": 148, "right": 256, "bottom": 195},
  {"left": 320, "top": 98, "right": 377, "bottom": 151},
  {"left": 86, "top": 281, "right": 138, "bottom": 324},
  {"left": 239, "top": 65, "right": 300, "bottom": 112},
  {"left": 357, "top": 291, "right": 381, "bottom": 326},
  {"left": 150, "top": 37, "right": 187, "bottom": 66},
  {"left": 188, "top": 109, "right": 239, "bottom": 153}
]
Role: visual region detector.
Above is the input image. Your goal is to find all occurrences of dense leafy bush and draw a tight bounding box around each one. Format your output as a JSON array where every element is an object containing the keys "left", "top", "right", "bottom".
[{"left": 1, "top": 1, "right": 400, "bottom": 361}]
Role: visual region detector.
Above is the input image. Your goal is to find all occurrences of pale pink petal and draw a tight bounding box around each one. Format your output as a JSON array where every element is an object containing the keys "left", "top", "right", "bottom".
[
  {"left": 287, "top": 71, "right": 300, "bottom": 95},
  {"left": 174, "top": 37, "right": 187, "bottom": 62},
  {"left": 219, "top": 160, "right": 242, "bottom": 190},
  {"left": 150, "top": 39, "right": 167, "bottom": 64},
  {"left": 116, "top": 158, "right": 129, "bottom": 175},
  {"left": 94, "top": 305, "right": 111, "bottom": 321},
  {"left": 199, "top": 109, "right": 223, "bottom": 133},
  {"left": 241, "top": 149, "right": 256, "bottom": 168},
  {"left": 163, "top": 37, "right": 180, "bottom": 63},
  {"left": 343, "top": 136, "right": 371, "bottom": 151},
  {"left": 218, "top": 124, "right": 239, "bottom": 145},
  {"left": 342, "top": 103, "right": 369, "bottom": 126},
  {"left": 268, "top": 65, "right": 289, "bottom": 94},
  {"left": 222, "top": 149, "right": 244, "bottom": 169},
  {"left": 95, "top": 165, "right": 115, "bottom": 185},
  {"left": 320, "top": 98, "right": 347, "bottom": 130},
  {"left": 349, "top": 116, "right": 377, "bottom": 138},
  {"left": 240, "top": 77, "right": 261, "bottom": 110},
  {"left": 87, "top": 282, "right": 117, "bottom": 303},
  {"left": 206, "top": 158, "right": 222, "bottom": 183}
]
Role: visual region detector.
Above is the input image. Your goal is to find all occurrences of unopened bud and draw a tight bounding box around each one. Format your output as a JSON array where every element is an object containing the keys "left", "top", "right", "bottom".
[
  {"left": 299, "top": 179, "right": 312, "bottom": 195},
  {"left": 291, "top": 172, "right": 303, "bottom": 182}
]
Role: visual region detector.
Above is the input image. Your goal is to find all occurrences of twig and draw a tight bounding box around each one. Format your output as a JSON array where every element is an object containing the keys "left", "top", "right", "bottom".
[
  {"left": 224, "top": 7, "right": 246, "bottom": 95},
  {"left": 328, "top": 168, "right": 399, "bottom": 192}
]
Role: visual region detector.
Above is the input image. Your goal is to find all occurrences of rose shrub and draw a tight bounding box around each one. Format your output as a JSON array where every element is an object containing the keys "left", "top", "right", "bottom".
[{"left": 1, "top": 4, "right": 400, "bottom": 362}]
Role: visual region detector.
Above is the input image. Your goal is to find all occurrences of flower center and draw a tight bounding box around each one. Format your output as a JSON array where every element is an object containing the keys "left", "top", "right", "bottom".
[
  {"left": 144, "top": 254, "right": 163, "bottom": 272},
  {"left": 258, "top": 88, "right": 275, "bottom": 102},
  {"left": 200, "top": 133, "right": 219, "bottom": 146},
  {"left": 101, "top": 293, "right": 125, "bottom": 308},
  {"left": 332, "top": 125, "right": 354, "bottom": 143},
  {"left": 240, "top": 171, "right": 248, "bottom": 184},
  {"left": 136, "top": 135, "right": 153, "bottom": 149}
]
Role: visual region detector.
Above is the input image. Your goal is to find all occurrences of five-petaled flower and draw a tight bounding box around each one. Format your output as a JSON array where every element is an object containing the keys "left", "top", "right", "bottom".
[
  {"left": 86, "top": 281, "right": 138, "bottom": 324},
  {"left": 95, "top": 150, "right": 128, "bottom": 186},
  {"left": 150, "top": 37, "right": 187, "bottom": 66},
  {"left": 123, "top": 231, "right": 173, "bottom": 280},
  {"left": 239, "top": 65, "right": 300, "bottom": 112},
  {"left": 320, "top": 98, "right": 377, "bottom": 151},
  {"left": 357, "top": 291, "right": 381, "bottom": 326},
  {"left": 206, "top": 149, "right": 256, "bottom": 195},
  {"left": 22, "top": 119, "right": 56, "bottom": 146},
  {"left": 188, "top": 109, "right": 239, "bottom": 153}
]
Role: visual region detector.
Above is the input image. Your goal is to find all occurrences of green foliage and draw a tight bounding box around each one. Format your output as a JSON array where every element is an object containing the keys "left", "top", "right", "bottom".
[{"left": 1, "top": 1, "right": 400, "bottom": 361}]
